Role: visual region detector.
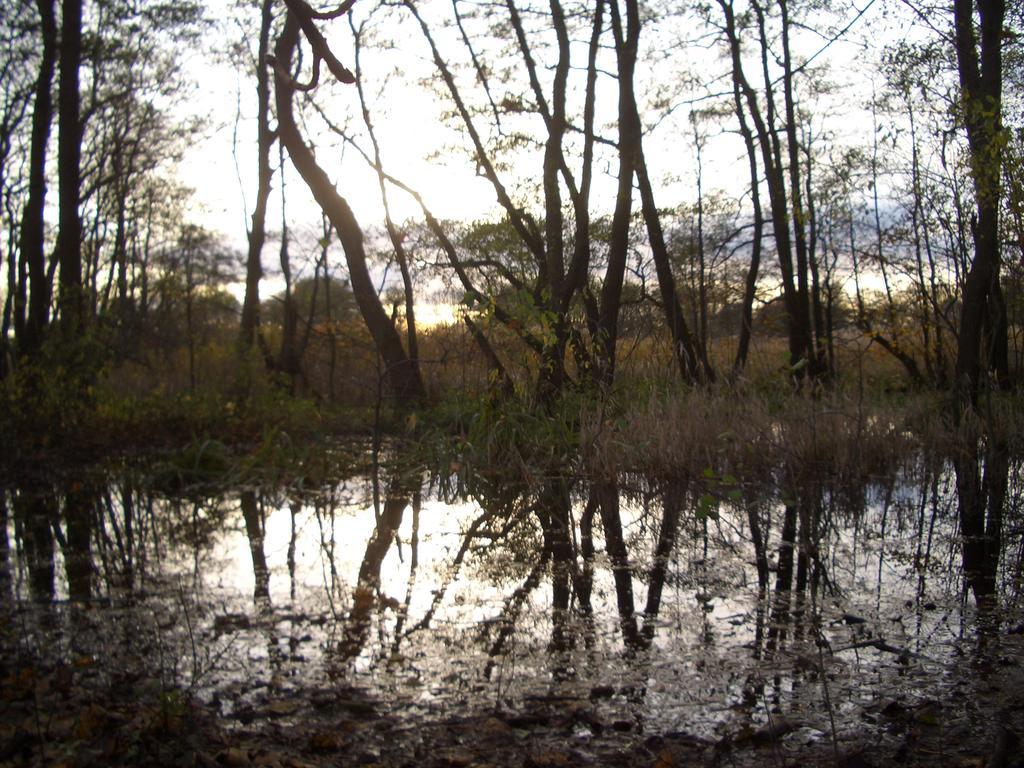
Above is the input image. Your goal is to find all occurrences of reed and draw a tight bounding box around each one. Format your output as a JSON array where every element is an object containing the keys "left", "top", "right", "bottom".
[{"left": 582, "top": 383, "right": 925, "bottom": 496}]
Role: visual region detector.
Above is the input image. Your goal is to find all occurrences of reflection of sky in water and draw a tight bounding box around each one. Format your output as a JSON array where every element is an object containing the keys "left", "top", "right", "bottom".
[
  {"left": 214, "top": 496, "right": 507, "bottom": 620},
  {"left": 192, "top": 479, "right": 972, "bottom": 734},
  {"left": 6, "top": 471, "right": 1022, "bottom": 748}
]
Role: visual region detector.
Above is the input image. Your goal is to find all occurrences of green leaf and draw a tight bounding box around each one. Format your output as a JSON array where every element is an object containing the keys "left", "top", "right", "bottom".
[{"left": 697, "top": 493, "right": 718, "bottom": 519}]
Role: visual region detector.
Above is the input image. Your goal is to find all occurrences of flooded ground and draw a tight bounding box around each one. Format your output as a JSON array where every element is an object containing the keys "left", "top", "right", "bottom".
[{"left": 2, "top": 458, "right": 1024, "bottom": 766}]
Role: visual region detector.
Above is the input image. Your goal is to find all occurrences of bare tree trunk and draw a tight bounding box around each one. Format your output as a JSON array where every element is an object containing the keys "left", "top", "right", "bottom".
[
  {"left": 271, "top": 11, "right": 425, "bottom": 406},
  {"left": 57, "top": 0, "right": 84, "bottom": 332},
  {"left": 720, "top": 0, "right": 814, "bottom": 379},
  {"left": 694, "top": 120, "right": 710, "bottom": 363},
  {"left": 276, "top": 148, "right": 302, "bottom": 390},
  {"left": 953, "top": 0, "right": 1005, "bottom": 407},
  {"left": 852, "top": 113, "right": 927, "bottom": 387},
  {"left": 779, "top": 0, "right": 818, "bottom": 375},
  {"left": 636, "top": 155, "right": 708, "bottom": 383},
  {"left": 606, "top": 13, "right": 708, "bottom": 386},
  {"left": 17, "top": 0, "right": 57, "bottom": 357},
  {"left": 613, "top": 25, "right": 711, "bottom": 387},
  {"left": 803, "top": 131, "right": 827, "bottom": 373},
  {"left": 238, "top": 0, "right": 274, "bottom": 355},
  {"left": 352, "top": 20, "right": 420, "bottom": 374},
  {"left": 732, "top": 61, "right": 764, "bottom": 376},
  {"left": 185, "top": 248, "right": 196, "bottom": 393},
  {"left": 597, "top": 0, "right": 636, "bottom": 385}
]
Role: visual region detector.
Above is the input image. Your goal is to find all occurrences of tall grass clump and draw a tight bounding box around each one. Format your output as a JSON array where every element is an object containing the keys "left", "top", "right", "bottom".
[{"left": 581, "top": 383, "right": 919, "bottom": 498}]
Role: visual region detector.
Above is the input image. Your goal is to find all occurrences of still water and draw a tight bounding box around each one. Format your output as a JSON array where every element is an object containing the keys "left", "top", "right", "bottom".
[{"left": 3, "top": 458, "right": 1023, "bottom": 764}]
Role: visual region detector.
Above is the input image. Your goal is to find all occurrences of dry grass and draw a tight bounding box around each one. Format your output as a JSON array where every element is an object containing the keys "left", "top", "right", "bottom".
[{"left": 581, "top": 383, "right": 919, "bottom": 498}]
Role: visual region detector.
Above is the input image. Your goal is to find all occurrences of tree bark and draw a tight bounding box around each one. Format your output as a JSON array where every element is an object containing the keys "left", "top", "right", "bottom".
[
  {"left": 594, "top": 0, "right": 640, "bottom": 386},
  {"left": 779, "top": 0, "right": 819, "bottom": 375},
  {"left": 352, "top": 20, "right": 421, "bottom": 379},
  {"left": 276, "top": 148, "right": 302, "bottom": 389}
]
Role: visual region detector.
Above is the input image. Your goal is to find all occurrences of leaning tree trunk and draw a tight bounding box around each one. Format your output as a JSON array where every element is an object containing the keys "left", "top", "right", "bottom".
[
  {"left": 271, "top": 10, "right": 425, "bottom": 406},
  {"left": 731, "top": 46, "right": 764, "bottom": 376}
]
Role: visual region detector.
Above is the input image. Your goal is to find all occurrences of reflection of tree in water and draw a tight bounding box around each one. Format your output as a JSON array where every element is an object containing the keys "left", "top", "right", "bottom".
[
  {"left": 13, "top": 482, "right": 56, "bottom": 601},
  {"left": 4, "top": 478, "right": 97, "bottom": 604},
  {"left": 379, "top": 474, "right": 712, "bottom": 666},
  {"left": 287, "top": 499, "right": 299, "bottom": 601},
  {"left": 63, "top": 478, "right": 97, "bottom": 602},
  {"left": 389, "top": 492, "right": 419, "bottom": 654},
  {"left": 240, "top": 490, "right": 270, "bottom": 608},
  {"left": 337, "top": 489, "right": 409, "bottom": 660},
  {"left": 1, "top": 451, "right": 1019, "bottom": 755},
  {"left": 955, "top": 431, "right": 1009, "bottom": 611},
  {"left": 471, "top": 455, "right": 1016, "bottom": 691},
  {"left": 0, "top": 494, "right": 10, "bottom": 602}
]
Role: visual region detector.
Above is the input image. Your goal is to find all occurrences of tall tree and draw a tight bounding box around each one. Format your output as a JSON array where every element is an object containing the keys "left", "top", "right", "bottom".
[
  {"left": 270, "top": 0, "right": 426, "bottom": 406},
  {"left": 77, "top": 0, "right": 205, "bottom": 330},
  {"left": 954, "top": 0, "right": 1006, "bottom": 404},
  {"left": 16, "top": 0, "right": 57, "bottom": 357},
  {"left": 731, "top": 57, "right": 765, "bottom": 376},
  {"left": 717, "top": 0, "right": 818, "bottom": 380},
  {"left": 618, "top": 0, "right": 709, "bottom": 383},
  {"left": 238, "top": 0, "right": 275, "bottom": 355},
  {"left": 951, "top": 0, "right": 1008, "bottom": 607},
  {"left": 56, "top": 0, "right": 84, "bottom": 331}
]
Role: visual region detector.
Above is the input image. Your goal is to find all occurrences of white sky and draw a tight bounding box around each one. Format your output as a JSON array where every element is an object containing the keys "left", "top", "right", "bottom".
[{"left": 173, "top": 0, "right": 942, "bottom": 313}]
